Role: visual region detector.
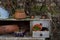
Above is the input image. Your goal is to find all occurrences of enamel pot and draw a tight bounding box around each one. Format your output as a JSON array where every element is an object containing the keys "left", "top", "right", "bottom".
[{"left": 0, "top": 7, "right": 9, "bottom": 19}]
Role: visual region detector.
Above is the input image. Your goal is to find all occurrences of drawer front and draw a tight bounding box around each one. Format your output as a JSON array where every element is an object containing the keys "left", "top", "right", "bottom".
[{"left": 33, "top": 31, "right": 49, "bottom": 38}]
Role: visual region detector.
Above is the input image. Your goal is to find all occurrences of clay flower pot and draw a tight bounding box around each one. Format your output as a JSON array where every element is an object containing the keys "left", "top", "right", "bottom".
[
  {"left": 32, "top": 24, "right": 42, "bottom": 31},
  {"left": 0, "top": 27, "right": 5, "bottom": 34},
  {"left": 0, "top": 25, "right": 19, "bottom": 34},
  {"left": 14, "top": 9, "right": 26, "bottom": 19},
  {"left": 4, "top": 25, "right": 19, "bottom": 33},
  {"left": 31, "top": 16, "right": 35, "bottom": 19}
]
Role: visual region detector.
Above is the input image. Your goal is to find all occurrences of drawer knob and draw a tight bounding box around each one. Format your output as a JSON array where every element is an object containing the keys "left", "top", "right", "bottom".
[{"left": 40, "top": 34, "right": 43, "bottom": 36}]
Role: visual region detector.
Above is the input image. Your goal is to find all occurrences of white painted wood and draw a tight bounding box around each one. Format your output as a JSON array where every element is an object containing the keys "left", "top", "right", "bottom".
[
  {"left": 0, "top": 37, "right": 45, "bottom": 40},
  {"left": 33, "top": 31, "right": 49, "bottom": 38}
]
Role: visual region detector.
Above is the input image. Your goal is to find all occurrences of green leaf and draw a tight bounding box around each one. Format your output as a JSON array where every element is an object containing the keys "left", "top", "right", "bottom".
[{"left": 34, "top": 26, "right": 40, "bottom": 30}]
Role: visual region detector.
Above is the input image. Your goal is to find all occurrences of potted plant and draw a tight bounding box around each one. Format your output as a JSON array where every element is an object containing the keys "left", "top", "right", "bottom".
[
  {"left": 14, "top": 9, "right": 27, "bottom": 19},
  {"left": 32, "top": 23, "right": 42, "bottom": 31}
]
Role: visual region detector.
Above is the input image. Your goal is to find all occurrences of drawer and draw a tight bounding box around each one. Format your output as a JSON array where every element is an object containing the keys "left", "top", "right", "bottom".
[{"left": 32, "top": 31, "right": 49, "bottom": 38}]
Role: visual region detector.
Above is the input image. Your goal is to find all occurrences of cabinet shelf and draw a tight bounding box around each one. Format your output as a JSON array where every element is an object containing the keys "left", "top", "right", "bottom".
[
  {"left": 0, "top": 18, "right": 51, "bottom": 21},
  {"left": 0, "top": 37, "right": 45, "bottom": 40}
]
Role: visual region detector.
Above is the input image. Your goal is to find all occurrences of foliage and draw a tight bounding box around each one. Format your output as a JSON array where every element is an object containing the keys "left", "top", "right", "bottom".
[{"left": 1, "top": 0, "right": 59, "bottom": 16}]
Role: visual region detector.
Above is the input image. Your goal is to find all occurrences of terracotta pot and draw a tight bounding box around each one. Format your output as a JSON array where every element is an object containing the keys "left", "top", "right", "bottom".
[
  {"left": 0, "top": 27, "right": 5, "bottom": 34},
  {"left": 0, "top": 25, "right": 19, "bottom": 34},
  {"left": 31, "top": 16, "right": 34, "bottom": 19},
  {"left": 14, "top": 9, "right": 26, "bottom": 19},
  {"left": 32, "top": 24, "right": 42, "bottom": 31},
  {"left": 4, "top": 25, "right": 19, "bottom": 33}
]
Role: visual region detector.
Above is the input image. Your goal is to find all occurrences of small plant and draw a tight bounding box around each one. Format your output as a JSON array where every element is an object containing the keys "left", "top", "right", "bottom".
[{"left": 32, "top": 24, "right": 42, "bottom": 31}]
